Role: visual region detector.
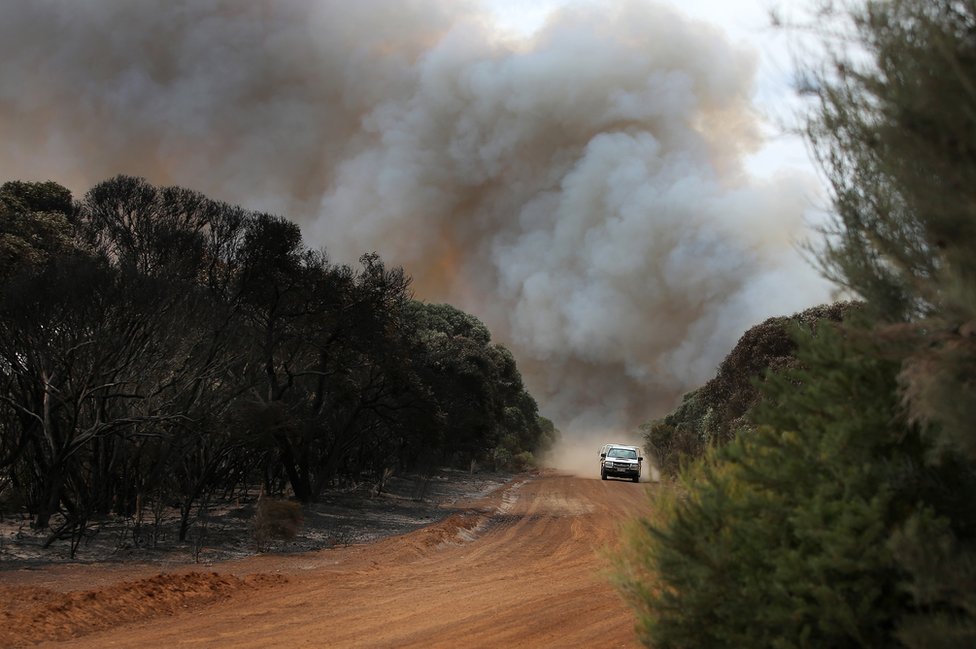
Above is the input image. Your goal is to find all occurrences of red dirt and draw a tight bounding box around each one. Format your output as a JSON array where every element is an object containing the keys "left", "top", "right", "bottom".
[{"left": 1, "top": 473, "right": 650, "bottom": 648}]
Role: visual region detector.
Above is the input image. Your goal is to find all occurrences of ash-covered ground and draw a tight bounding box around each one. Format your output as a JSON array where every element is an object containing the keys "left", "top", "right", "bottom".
[{"left": 0, "top": 469, "right": 515, "bottom": 570}]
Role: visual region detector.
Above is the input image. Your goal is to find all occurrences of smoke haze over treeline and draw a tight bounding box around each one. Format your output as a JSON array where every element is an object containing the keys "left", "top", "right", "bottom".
[{"left": 0, "top": 0, "right": 831, "bottom": 435}]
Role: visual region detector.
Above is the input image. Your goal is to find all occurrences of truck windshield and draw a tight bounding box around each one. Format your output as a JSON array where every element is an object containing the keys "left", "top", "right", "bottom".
[{"left": 608, "top": 448, "right": 637, "bottom": 459}]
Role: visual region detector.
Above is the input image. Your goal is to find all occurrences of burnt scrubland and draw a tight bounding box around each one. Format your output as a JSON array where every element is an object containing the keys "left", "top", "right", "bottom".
[
  {"left": 0, "top": 176, "right": 556, "bottom": 556},
  {"left": 617, "top": 1, "right": 976, "bottom": 647}
]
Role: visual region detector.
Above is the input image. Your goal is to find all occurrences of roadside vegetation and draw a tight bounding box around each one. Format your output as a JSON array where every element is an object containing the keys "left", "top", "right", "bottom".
[
  {"left": 0, "top": 175, "right": 556, "bottom": 552},
  {"left": 617, "top": 1, "right": 976, "bottom": 646},
  {"left": 641, "top": 301, "right": 858, "bottom": 478}
]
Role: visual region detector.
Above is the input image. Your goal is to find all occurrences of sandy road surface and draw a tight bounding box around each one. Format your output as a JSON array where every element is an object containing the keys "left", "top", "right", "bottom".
[{"left": 6, "top": 473, "right": 650, "bottom": 648}]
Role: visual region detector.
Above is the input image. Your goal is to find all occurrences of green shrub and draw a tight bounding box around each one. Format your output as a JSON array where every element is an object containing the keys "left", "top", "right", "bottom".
[
  {"left": 617, "top": 325, "right": 924, "bottom": 648},
  {"left": 641, "top": 416, "right": 705, "bottom": 479},
  {"left": 641, "top": 303, "right": 858, "bottom": 477},
  {"left": 620, "top": 1, "right": 976, "bottom": 645}
]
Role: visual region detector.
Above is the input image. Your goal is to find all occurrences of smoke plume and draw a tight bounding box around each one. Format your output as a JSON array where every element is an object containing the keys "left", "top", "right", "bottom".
[{"left": 0, "top": 0, "right": 831, "bottom": 443}]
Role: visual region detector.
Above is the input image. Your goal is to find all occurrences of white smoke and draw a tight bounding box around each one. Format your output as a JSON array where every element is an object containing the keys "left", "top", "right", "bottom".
[{"left": 0, "top": 0, "right": 832, "bottom": 441}]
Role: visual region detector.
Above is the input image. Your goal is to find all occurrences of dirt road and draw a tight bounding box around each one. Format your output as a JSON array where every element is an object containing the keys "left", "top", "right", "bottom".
[{"left": 5, "top": 473, "right": 651, "bottom": 648}]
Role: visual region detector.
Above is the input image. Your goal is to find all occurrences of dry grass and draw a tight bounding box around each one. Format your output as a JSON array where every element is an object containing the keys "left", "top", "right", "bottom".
[{"left": 253, "top": 498, "right": 304, "bottom": 548}]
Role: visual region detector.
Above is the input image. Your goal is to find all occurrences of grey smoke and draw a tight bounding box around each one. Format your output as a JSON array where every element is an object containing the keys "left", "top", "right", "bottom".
[{"left": 0, "top": 0, "right": 831, "bottom": 435}]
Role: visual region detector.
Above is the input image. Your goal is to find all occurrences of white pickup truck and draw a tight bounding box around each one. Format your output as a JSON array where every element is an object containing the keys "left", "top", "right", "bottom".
[{"left": 600, "top": 444, "right": 643, "bottom": 482}]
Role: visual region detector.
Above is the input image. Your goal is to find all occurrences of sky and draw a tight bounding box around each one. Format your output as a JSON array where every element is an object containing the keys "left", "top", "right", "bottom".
[{"left": 0, "top": 0, "right": 834, "bottom": 440}]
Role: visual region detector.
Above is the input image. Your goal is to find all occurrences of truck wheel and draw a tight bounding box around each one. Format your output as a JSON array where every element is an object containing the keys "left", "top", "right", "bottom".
[
  {"left": 632, "top": 476, "right": 639, "bottom": 483},
  {"left": 601, "top": 470, "right": 607, "bottom": 480}
]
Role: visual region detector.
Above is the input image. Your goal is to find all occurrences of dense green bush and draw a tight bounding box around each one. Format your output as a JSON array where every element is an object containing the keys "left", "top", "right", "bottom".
[
  {"left": 620, "top": 325, "right": 927, "bottom": 647},
  {"left": 619, "top": 1, "right": 976, "bottom": 645},
  {"left": 641, "top": 303, "right": 857, "bottom": 478}
]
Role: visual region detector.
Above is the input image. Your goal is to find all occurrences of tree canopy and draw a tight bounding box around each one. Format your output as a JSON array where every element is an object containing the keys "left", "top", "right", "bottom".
[{"left": 0, "top": 175, "right": 554, "bottom": 552}]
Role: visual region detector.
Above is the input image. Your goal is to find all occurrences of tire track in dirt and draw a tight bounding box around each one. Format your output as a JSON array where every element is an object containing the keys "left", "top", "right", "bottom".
[{"left": 18, "top": 472, "right": 651, "bottom": 648}]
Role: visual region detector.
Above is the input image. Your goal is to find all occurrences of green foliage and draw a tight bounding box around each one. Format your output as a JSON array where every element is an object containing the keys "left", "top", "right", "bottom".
[
  {"left": 639, "top": 393, "right": 707, "bottom": 479},
  {"left": 641, "top": 303, "right": 858, "bottom": 477},
  {"left": 804, "top": 1, "right": 976, "bottom": 643},
  {"left": 0, "top": 181, "right": 75, "bottom": 279},
  {"left": 404, "top": 301, "right": 555, "bottom": 469},
  {"left": 1, "top": 180, "right": 73, "bottom": 216},
  {"left": 890, "top": 509, "right": 976, "bottom": 648},
  {"left": 808, "top": 0, "right": 976, "bottom": 326},
  {"left": 621, "top": 2, "right": 976, "bottom": 647},
  {"left": 406, "top": 300, "right": 492, "bottom": 346},
  {"left": 620, "top": 326, "right": 925, "bottom": 648}
]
